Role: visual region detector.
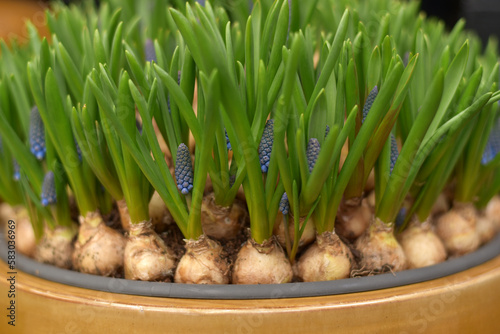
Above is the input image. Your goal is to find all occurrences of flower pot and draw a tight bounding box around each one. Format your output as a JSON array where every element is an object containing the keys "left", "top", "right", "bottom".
[{"left": 1, "top": 231, "right": 500, "bottom": 333}]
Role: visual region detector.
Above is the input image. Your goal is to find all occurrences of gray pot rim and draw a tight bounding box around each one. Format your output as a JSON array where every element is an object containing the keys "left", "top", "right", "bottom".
[{"left": 1, "top": 231, "right": 499, "bottom": 300}]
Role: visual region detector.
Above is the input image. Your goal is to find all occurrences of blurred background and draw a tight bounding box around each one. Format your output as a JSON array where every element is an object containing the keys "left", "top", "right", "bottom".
[{"left": 0, "top": 0, "right": 499, "bottom": 48}]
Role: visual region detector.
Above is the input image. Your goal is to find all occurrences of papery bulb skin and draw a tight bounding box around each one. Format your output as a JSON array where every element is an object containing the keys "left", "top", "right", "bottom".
[
  {"left": 232, "top": 237, "right": 293, "bottom": 284},
  {"left": 295, "top": 231, "right": 353, "bottom": 282},
  {"left": 436, "top": 203, "right": 480, "bottom": 256},
  {"left": 200, "top": 192, "right": 247, "bottom": 240},
  {"left": 398, "top": 220, "right": 446, "bottom": 269},
  {"left": 35, "top": 224, "right": 76, "bottom": 269},
  {"left": 336, "top": 197, "right": 372, "bottom": 240},
  {"left": 72, "top": 211, "right": 126, "bottom": 276},
  {"left": 124, "top": 221, "right": 176, "bottom": 281},
  {"left": 354, "top": 217, "right": 407, "bottom": 274},
  {"left": 174, "top": 235, "right": 229, "bottom": 284},
  {"left": 273, "top": 213, "right": 316, "bottom": 250}
]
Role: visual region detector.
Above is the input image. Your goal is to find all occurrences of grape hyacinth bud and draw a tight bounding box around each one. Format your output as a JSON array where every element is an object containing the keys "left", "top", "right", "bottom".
[
  {"left": 74, "top": 138, "right": 82, "bottom": 161},
  {"left": 395, "top": 207, "right": 406, "bottom": 228},
  {"left": 306, "top": 138, "right": 320, "bottom": 173},
  {"left": 259, "top": 119, "right": 274, "bottom": 173},
  {"left": 325, "top": 125, "right": 330, "bottom": 138},
  {"left": 175, "top": 143, "right": 194, "bottom": 195},
  {"left": 167, "top": 71, "right": 181, "bottom": 114},
  {"left": 144, "top": 38, "right": 156, "bottom": 63},
  {"left": 279, "top": 192, "right": 289, "bottom": 215},
  {"left": 29, "top": 106, "right": 46, "bottom": 160},
  {"left": 41, "top": 171, "right": 57, "bottom": 206},
  {"left": 390, "top": 133, "right": 399, "bottom": 175},
  {"left": 481, "top": 121, "right": 500, "bottom": 165},
  {"left": 362, "top": 86, "right": 378, "bottom": 124},
  {"left": 13, "top": 159, "right": 20, "bottom": 181},
  {"left": 136, "top": 119, "right": 143, "bottom": 135},
  {"left": 225, "top": 129, "right": 232, "bottom": 151}
]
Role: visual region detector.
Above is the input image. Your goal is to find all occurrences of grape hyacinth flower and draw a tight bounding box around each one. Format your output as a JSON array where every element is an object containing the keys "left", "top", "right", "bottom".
[
  {"left": 13, "top": 159, "right": 20, "bottom": 181},
  {"left": 362, "top": 86, "right": 378, "bottom": 124},
  {"left": 481, "top": 121, "right": 500, "bottom": 165},
  {"left": 144, "top": 38, "right": 156, "bottom": 63},
  {"left": 29, "top": 106, "right": 46, "bottom": 160},
  {"left": 325, "top": 125, "right": 330, "bottom": 138},
  {"left": 175, "top": 143, "right": 194, "bottom": 195},
  {"left": 306, "top": 138, "right": 320, "bottom": 173},
  {"left": 279, "top": 192, "right": 289, "bottom": 215},
  {"left": 225, "top": 129, "right": 232, "bottom": 151},
  {"left": 390, "top": 133, "right": 399, "bottom": 175},
  {"left": 41, "top": 171, "right": 57, "bottom": 206},
  {"left": 259, "top": 119, "right": 274, "bottom": 173}
]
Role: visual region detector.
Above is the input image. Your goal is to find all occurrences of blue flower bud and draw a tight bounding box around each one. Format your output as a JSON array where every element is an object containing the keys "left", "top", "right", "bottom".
[
  {"left": 13, "top": 159, "right": 20, "bottom": 181},
  {"left": 225, "top": 128, "right": 232, "bottom": 151},
  {"left": 481, "top": 121, "right": 500, "bottom": 165},
  {"left": 325, "top": 125, "right": 330, "bottom": 138},
  {"left": 279, "top": 192, "right": 289, "bottom": 215},
  {"left": 41, "top": 171, "right": 57, "bottom": 206},
  {"left": 362, "top": 86, "right": 378, "bottom": 124},
  {"left": 167, "top": 71, "right": 181, "bottom": 114},
  {"left": 175, "top": 143, "right": 194, "bottom": 195},
  {"left": 306, "top": 138, "right": 320, "bottom": 173},
  {"left": 259, "top": 119, "right": 274, "bottom": 173},
  {"left": 29, "top": 106, "right": 46, "bottom": 160},
  {"left": 390, "top": 133, "right": 399, "bottom": 175},
  {"left": 136, "top": 119, "right": 143, "bottom": 135},
  {"left": 74, "top": 138, "right": 82, "bottom": 161},
  {"left": 395, "top": 207, "right": 406, "bottom": 228},
  {"left": 144, "top": 38, "right": 156, "bottom": 63}
]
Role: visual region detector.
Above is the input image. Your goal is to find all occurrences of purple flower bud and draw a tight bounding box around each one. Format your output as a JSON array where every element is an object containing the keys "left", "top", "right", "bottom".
[
  {"left": 279, "top": 192, "right": 289, "bottom": 215},
  {"left": 325, "top": 125, "right": 330, "bottom": 138},
  {"left": 225, "top": 128, "right": 232, "bottom": 151},
  {"left": 41, "top": 171, "right": 57, "bottom": 206},
  {"left": 259, "top": 119, "right": 274, "bottom": 173},
  {"left": 175, "top": 143, "right": 194, "bottom": 195},
  {"left": 362, "top": 86, "right": 378, "bottom": 124},
  {"left": 306, "top": 138, "right": 320, "bottom": 173},
  {"left": 482, "top": 120, "right": 500, "bottom": 165},
  {"left": 390, "top": 133, "right": 399, "bottom": 175},
  {"left": 29, "top": 106, "right": 46, "bottom": 160}
]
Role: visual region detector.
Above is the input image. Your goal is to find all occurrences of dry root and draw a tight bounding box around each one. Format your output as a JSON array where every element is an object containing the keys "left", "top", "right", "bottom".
[
  {"left": 273, "top": 213, "right": 316, "bottom": 250},
  {"left": 124, "top": 221, "right": 176, "bottom": 281},
  {"left": 354, "top": 217, "right": 407, "bottom": 273},
  {"left": 35, "top": 224, "right": 76, "bottom": 269},
  {"left": 232, "top": 237, "right": 293, "bottom": 284},
  {"left": 295, "top": 231, "right": 353, "bottom": 282},
  {"left": 336, "top": 197, "right": 372, "bottom": 240},
  {"left": 72, "top": 211, "right": 126, "bottom": 276},
  {"left": 174, "top": 235, "right": 229, "bottom": 284},
  {"left": 436, "top": 203, "right": 480, "bottom": 256},
  {"left": 200, "top": 192, "right": 247, "bottom": 240},
  {"left": 398, "top": 220, "right": 446, "bottom": 269}
]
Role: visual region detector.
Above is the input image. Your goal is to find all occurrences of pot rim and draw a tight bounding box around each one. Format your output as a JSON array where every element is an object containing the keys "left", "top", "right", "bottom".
[{"left": 1, "top": 231, "right": 499, "bottom": 300}]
